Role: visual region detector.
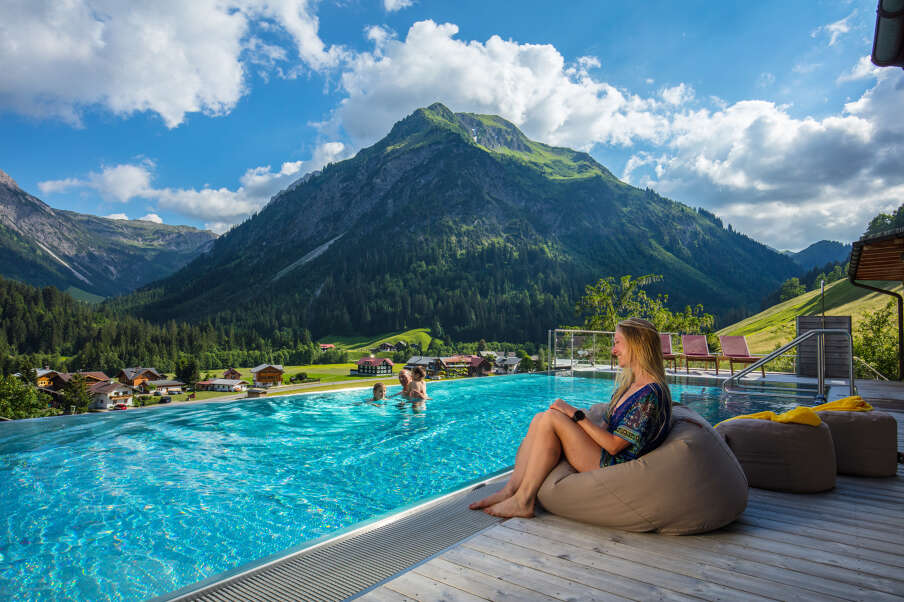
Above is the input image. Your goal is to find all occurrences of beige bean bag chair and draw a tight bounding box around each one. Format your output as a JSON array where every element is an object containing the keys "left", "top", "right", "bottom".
[
  {"left": 816, "top": 410, "right": 898, "bottom": 477},
  {"left": 537, "top": 404, "right": 748, "bottom": 535},
  {"left": 715, "top": 419, "right": 836, "bottom": 492}
]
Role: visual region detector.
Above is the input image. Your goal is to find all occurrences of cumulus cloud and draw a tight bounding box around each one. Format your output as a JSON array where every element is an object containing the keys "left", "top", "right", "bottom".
[
  {"left": 384, "top": 0, "right": 414, "bottom": 11},
  {"left": 105, "top": 213, "right": 129, "bottom": 220},
  {"left": 39, "top": 160, "right": 154, "bottom": 202},
  {"left": 660, "top": 83, "right": 694, "bottom": 105},
  {"left": 138, "top": 213, "right": 163, "bottom": 223},
  {"left": 812, "top": 11, "right": 856, "bottom": 47},
  {"left": 837, "top": 55, "right": 881, "bottom": 84},
  {"left": 628, "top": 70, "right": 904, "bottom": 248},
  {"left": 0, "top": 0, "right": 344, "bottom": 127},
  {"left": 332, "top": 20, "right": 674, "bottom": 149},
  {"left": 38, "top": 142, "right": 347, "bottom": 232}
]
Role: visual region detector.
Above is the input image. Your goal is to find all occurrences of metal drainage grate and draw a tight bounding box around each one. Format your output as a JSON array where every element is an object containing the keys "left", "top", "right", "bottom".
[{"left": 157, "top": 477, "right": 507, "bottom": 602}]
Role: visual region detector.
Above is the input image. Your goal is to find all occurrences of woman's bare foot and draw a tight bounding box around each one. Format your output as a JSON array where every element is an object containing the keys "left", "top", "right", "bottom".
[
  {"left": 483, "top": 495, "right": 535, "bottom": 518},
  {"left": 469, "top": 487, "right": 513, "bottom": 510}
]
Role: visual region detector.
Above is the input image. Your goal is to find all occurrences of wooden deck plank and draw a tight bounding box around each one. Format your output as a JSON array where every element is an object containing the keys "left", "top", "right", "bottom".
[
  {"left": 743, "top": 500, "right": 904, "bottom": 539},
  {"left": 745, "top": 496, "right": 904, "bottom": 532},
  {"left": 383, "top": 571, "right": 488, "bottom": 602},
  {"left": 502, "top": 517, "right": 841, "bottom": 602},
  {"left": 739, "top": 507, "right": 902, "bottom": 551},
  {"left": 737, "top": 513, "right": 903, "bottom": 555},
  {"left": 449, "top": 536, "right": 637, "bottom": 602},
  {"left": 486, "top": 523, "right": 786, "bottom": 602},
  {"left": 536, "top": 514, "right": 904, "bottom": 599},
  {"left": 728, "top": 521, "right": 904, "bottom": 568},
  {"left": 450, "top": 530, "right": 700, "bottom": 602},
  {"left": 749, "top": 489, "right": 904, "bottom": 519},
  {"left": 356, "top": 586, "right": 418, "bottom": 602},
  {"left": 685, "top": 521, "right": 904, "bottom": 582},
  {"left": 411, "top": 557, "right": 562, "bottom": 602}
]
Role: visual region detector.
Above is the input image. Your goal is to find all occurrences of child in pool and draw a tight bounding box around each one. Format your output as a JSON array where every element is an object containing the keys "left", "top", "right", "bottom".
[
  {"left": 370, "top": 382, "right": 386, "bottom": 403},
  {"left": 408, "top": 366, "right": 429, "bottom": 401}
]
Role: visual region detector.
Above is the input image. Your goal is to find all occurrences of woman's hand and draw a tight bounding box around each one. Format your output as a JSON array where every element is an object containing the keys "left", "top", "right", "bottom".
[{"left": 549, "top": 398, "right": 578, "bottom": 418}]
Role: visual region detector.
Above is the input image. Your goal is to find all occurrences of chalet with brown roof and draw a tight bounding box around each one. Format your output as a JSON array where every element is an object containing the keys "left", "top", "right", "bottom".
[
  {"left": 89, "top": 381, "right": 135, "bottom": 409},
  {"left": 223, "top": 368, "right": 242, "bottom": 380},
  {"left": 467, "top": 356, "right": 493, "bottom": 377},
  {"left": 251, "top": 364, "right": 284, "bottom": 387},
  {"left": 117, "top": 367, "right": 162, "bottom": 388},
  {"left": 38, "top": 370, "right": 110, "bottom": 391},
  {"left": 319, "top": 343, "right": 336, "bottom": 351}
]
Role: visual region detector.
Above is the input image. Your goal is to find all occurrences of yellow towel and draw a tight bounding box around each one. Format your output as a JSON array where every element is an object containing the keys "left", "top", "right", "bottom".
[
  {"left": 812, "top": 396, "right": 873, "bottom": 412},
  {"left": 716, "top": 406, "right": 821, "bottom": 428}
]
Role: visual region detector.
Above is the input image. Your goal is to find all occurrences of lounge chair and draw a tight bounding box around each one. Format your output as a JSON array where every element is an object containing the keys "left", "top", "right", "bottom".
[
  {"left": 660, "top": 333, "right": 679, "bottom": 371},
  {"left": 718, "top": 335, "right": 765, "bottom": 377},
  {"left": 681, "top": 334, "right": 719, "bottom": 374}
]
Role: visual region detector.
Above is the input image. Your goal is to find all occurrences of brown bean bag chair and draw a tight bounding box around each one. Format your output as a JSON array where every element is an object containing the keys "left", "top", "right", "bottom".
[
  {"left": 537, "top": 404, "right": 748, "bottom": 535},
  {"left": 816, "top": 410, "right": 898, "bottom": 477},
  {"left": 715, "top": 419, "right": 836, "bottom": 492}
]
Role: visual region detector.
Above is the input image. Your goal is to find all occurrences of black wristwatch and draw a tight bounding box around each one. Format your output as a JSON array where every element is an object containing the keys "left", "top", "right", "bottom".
[{"left": 572, "top": 410, "right": 585, "bottom": 423}]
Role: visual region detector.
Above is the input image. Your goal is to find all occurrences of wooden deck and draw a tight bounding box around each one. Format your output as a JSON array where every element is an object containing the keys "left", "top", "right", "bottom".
[{"left": 359, "top": 407, "right": 904, "bottom": 602}]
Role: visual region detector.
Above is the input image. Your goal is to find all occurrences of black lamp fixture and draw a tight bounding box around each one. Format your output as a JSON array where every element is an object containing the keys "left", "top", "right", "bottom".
[{"left": 872, "top": 0, "right": 904, "bottom": 68}]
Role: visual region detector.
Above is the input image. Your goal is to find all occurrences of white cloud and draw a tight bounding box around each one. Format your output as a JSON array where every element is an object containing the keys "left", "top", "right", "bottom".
[
  {"left": 384, "top": 0, "right": 414, "bottom": 11},
  {"left": 138, "top": 213, "right": 163, "bottom": 223},
  {"left": 812, "top": 11, "right": 856, "bottom": 47},
  {"left": 105, "top": 213, "right": 129, "bottom": 220},
  {"left": 332, "top": 20, "right": 672, "bottom": 150},
  {"left": 837, "top": 55, "right": 880, "bottom": 84},
  {"left": 0, "top": 0, "right": 344, "bottom": 127},
  {"left": 660, "top": 83, "right": 694, "bottom": 105},
  {"left": 630, "top": 71, "right": 904, "bottom": 248},
  {"left": 38, "top": 142, "right": 347, "bottom": 231},
  {"left": 38, "top": 160, "right": 154, "bottom": 202}
]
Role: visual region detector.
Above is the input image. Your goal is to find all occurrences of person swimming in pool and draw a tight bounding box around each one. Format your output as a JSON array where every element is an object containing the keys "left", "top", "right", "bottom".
[
  {"left": 390, "top": 369, "right": 413, "bottom": 399},
  {"left": 407, "top": 366, "right": 429, "bottom": 401},
  {"left": 369, "top": 382, "right": 386, "bottom": 403},
  {"left": 469, "top": 317, "right": 672, "bottom": 518}
]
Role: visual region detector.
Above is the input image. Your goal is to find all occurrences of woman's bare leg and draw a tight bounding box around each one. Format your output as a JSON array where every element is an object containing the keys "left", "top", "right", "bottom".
[
  {"left": 484, "top": 411, "right": 601, "bottom": 518},
  {"left": 469, "top": 412, "right": 545, "bottom": 509}
]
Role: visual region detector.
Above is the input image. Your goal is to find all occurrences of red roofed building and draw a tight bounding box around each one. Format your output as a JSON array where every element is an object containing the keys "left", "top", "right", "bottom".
[
  {"left": 354, "top": 357, "right": 394, "bottom": 376},
  {"left": 467, "top": 356, "right": 493, "bottom": 377},
  {"left": 320, "top": 343, "right": 336, "bottom": 351}
]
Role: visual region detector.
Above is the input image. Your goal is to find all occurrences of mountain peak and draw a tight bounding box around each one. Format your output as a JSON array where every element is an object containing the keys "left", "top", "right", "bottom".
[{"left": 0, "top": 169, "right": 19, "bottom": 190}]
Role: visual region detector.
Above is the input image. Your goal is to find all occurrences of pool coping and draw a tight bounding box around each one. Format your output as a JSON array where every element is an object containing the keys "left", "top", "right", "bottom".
[{"left": 153, "top": 469, "right": 512, "bottom": 602}]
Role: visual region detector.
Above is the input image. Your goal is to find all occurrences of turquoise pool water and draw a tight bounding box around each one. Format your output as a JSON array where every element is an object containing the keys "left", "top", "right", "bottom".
[{"left": 0, "top": 373, "right": 797, "bottom": 600}]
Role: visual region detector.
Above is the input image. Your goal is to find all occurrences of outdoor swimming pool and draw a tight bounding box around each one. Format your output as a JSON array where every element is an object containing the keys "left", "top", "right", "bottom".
[{"left": 0, "top": 373, "right": 798, "bottom": 600}]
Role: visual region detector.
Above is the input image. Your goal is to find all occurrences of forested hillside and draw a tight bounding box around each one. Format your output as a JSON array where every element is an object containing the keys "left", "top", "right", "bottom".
[{"left": 0, "top": 276, "right": 346, "bottom": 376}]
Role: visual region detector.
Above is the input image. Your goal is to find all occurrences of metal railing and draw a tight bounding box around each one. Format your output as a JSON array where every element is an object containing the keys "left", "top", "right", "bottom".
[
  {"left": 722, "top": 328, "right": 855, "bottom": 398},
  {"left": 853, "top": 356, "right": 890, "bottom": 381}
]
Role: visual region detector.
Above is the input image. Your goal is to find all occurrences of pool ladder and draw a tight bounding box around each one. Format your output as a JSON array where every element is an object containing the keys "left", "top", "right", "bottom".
[{"left": 721, "top": 328, "right": 856, "bottom": 401}]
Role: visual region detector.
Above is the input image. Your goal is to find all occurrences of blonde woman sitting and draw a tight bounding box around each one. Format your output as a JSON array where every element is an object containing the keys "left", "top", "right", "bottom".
[{"left": 470, "top": 317, "right": 673, "bottom": 518}]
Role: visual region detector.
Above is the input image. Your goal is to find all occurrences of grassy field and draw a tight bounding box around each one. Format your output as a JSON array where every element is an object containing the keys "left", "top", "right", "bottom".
[
  {"left": 195, "top": 363, "right": 364, "bottom": 384},
  {"left": 717, "top": 279, "right": 902, "bottom": 354},
  {"left": 318, "top": 328, "right": 434, "bottom": 351}
]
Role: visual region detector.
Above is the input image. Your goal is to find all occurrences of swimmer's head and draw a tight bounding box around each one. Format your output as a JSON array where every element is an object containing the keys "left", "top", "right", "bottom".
[{"left": 372, "top": 382, "right": 386, "bottom": 399}]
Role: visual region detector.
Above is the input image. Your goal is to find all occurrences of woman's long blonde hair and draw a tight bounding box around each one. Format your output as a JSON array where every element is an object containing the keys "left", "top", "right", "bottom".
[{"left": 611, "top": 317, "right": 673, "bottom": 407}]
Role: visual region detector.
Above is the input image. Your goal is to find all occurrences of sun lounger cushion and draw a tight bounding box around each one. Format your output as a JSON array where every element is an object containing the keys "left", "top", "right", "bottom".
[
  {"left": 715, "top": 419, "right": 836, "bottom": 492},
  {"left": 537, "top": 405, "right": 748, "bottom": 535},
  {"left": 816, "top": 410, "right": 898, "bottom": 477}
]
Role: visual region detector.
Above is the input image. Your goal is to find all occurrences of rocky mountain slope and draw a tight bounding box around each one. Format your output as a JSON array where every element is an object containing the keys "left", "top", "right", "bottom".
[
  {"left": 121, "top": 103, "right": 800, "bottom": 341},
  {"left": 0, "top": 169, "right": 217, "bottom": 298}
]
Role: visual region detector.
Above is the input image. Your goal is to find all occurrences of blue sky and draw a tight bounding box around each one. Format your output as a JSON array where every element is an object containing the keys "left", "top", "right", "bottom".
[{"left": 1, "top": 0, "right": 900, "bottom": 249}]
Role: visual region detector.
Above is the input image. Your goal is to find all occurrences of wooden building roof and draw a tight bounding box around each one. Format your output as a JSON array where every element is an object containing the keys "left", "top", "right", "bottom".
[{"left": 849, "top": 227, "right": 904, "bottom": 281}]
